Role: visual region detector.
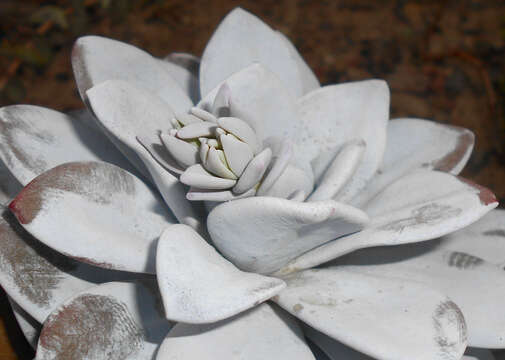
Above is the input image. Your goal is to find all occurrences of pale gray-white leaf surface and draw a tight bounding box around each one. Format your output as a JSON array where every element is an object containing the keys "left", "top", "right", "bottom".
[
  {"left": 273, "top": 268, "right": 467, "bottom": 360},
  {"left": 157, "top": 224, "right": 285, "bottom": 323},
  {"left": 200, "top": 8, "right": 306, "bottom": 98},
  {"left": 0, "top": 105, "right": 135, "bottom": 186},
  {"left": 156, "top": 303, "right": 315, "bottom": 360},
  {"left": 208, "top": 197, "right": 369, "bottom": 274},
  {"left": 279, "top": 170, "right": 498, "bottom": 274},
  {"left": 9, "top": 161, "right": 176, "bottom": 274},
  {"left": 72, "top": 35, "right": 192, "bottom": 112}
]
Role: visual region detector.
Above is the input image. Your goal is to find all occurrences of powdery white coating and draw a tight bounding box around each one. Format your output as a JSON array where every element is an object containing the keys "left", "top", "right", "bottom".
[
  {"left": 220, "top": 133, "right": 254, "bottom": 177},
  {"left": 208, "top": 197, "right": 369, "bottom": 274},
  {"left": 180, "top": 164, "right": 236, "bottom": 190},
  {"left": 279, "top": 170, "right": 498, "bottom": 275},
  {"left": 160, "top": 132, "right": 199, "bottom": 168},
  {"left": 353, "top": 118, "right": 475, "bottom": 207},
  {"left": 217, "top": 117, "right": 260, "bottom": 154},
  {"left": 273, "top": 268, "right": 467, "bottom": 360},
  {"left": 261, "top": 164, "right": 314, "bottom": 200},
  {"left": 36, "top": 281, "right": 172, "bottom": 360},
  {"left": 9, "top": 161, "right": 176, "bottom": 274},
  {"left": 334, "top": 242, "right": 505, "bottom": 348},
  {"left": 86, "top": 79, "right": 181, "bottom": 177},
  {"left": 135, "top": 143, "right": 205, "bottom": 234},
  {"left": 158, "top": 53, "right": 200, "bottom": 103},
  {"left": 186, "top": 186, "right": 256, "bottom": 202},
  {"left": 257, "top": 139, "right": 293, "bottom": 195},
  {"left": 0, "top": 208, "right": 138, "bottom": 323},
  {"left": 232, "top": 148, "right": 272, "bottom": 194},
  {"left": 177, "top": 121, "right": 217, "bottom": 139},
  {"left": 308, "top": 139, "right": 366, "bottom": 202},
  {"left": 156, "top": 303, "right": 316, "bottom": 360},
  {"left": 0, "top": 105, "right": 135, "bottom": 186},
  {"left": 198, "top": 64, "right": 300, "bottom": 153},
  {"left": 72, "top": 35, "right": 193, "bottom": 113},
  {"left": 200, "top": 8, "right": 306, "bottom": 98},
  {"left": 275, "top": 31, "right": 320, "bottom": 95},
  {"left": 296, "top": 80, "right": 390, "bottom": 203},
  {"left": 437, "top": 209, "right": 505, "bottom": 266},
  {"left": 156, "top": 225, "right": 285, "bottom": 323},
  {"left": 204, "top": 147, "right": 237, "bottom": 180}
]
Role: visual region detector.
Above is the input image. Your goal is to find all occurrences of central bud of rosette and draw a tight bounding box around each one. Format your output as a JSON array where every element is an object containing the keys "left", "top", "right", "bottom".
[{"left": 161, "top": 88, "right": 281, "bottom": 201}]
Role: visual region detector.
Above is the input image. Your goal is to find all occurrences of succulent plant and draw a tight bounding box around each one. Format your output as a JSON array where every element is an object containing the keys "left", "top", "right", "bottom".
[{"left": 0, "top": 7, "right": 504, "bottom": 360}]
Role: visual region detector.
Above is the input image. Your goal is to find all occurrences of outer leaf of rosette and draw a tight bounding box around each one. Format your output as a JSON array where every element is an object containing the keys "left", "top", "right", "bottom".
[{"left": 8, "top": 161, "right": 177, "bottom": 274}]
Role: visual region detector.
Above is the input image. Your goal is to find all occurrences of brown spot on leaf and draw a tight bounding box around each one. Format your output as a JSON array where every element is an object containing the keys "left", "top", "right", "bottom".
[
  {"left": 293, "top": 303, "right": 304, "bottom": 313},
  {"left": 9, "top": 162, "right": 135, "bottom": 224},
  {"left": 0, "top": 208, "right": 77, "bottom": 308},
  {"left": 432, "top": 300, "right": 467, "bottom": 359},
  {"left": 445, "top": 251, "right": 484, "bottom": 270},
  {"left": 432, "top": 128, "right": 474, "bottom": 172},
  {"left": 457, "top": 177, "right": 498, "bottom": 206},
  {"left": 38, "top": 294, "right": 144, "bottom": 360}
]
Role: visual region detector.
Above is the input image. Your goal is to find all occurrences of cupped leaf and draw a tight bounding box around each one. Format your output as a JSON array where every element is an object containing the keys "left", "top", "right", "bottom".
[
  {"left": 0, "top": 207, "right": 139, "bottom": 323},
  {"left": 72, "top": 35, "right": 192, "bottom": 112},
  {"left": 199, "top": 64, "right": 300, "bottom": 146},
  {"left": 156, "top": 303, "right": 316, "bottom": 360},
  {"left": 296, "top": 80, "right": 390, "bottom": 202},
  {"left": 35, "top": 281, "right": 172, "bottom": 360},
  {"left": 0, "top": 105, "right": 135, "bottom": 186},
  {"left": 9, "top": 161, "right": 176, "bottom": 274},
  {"left": 354, "top": 118, "right": 475, "bottom": 207},
  {"left": 157, "top": 224, "right": 285, "bottom": 323},
  {"left": 279, "top": 170, "right": 498, "bottom": 274},
  {"left": 208, "top": 197, "right": 369, "bottom": 274},
  {"left": 334, "top": 241, "right": 505, "bottom": 348},
  {"left": 273, "top": 268, "right": 467, "bottom": 360},
  {"left": 200, "top": 8, "right": 306, "bottom": 98}
]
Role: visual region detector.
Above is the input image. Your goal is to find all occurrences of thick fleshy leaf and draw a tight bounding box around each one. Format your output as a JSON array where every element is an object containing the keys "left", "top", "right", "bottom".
[
  {"left": 200, "top": 8, "right": 306, "bottom": 98},
  {"left": 86, "top": 79, "right": 179, "bottom": 177},
  {"left": 35, "top": 281, "right": 172, "bottom": 360},
  {"left": 0, "top": 105, "right": 135, "bottom": 186},
  {"left": 157, "top": 225, "right": 285, "bottom": 323},
  {"left": 72, "top": 35, "right": 192, "bottom": 112},
  {"left": 273, "top": 268, "right": 467, "bottom": 360},
  {"left": 9, "top": 297, "right": 41, "bottom": 348},
  {"left": 207, "top": 197, "right": 369, "bottom": 274},
  {"left": 296, "top": 80, "right": 389, "bottom": 202},
  {"left": 334, "top": 241, "right": 505, "bottom": 348},
  {"left": 275, "top": 31, "right": 320, "bottom": 94},
  {"left": 438, "top": 209, "right": 505, "bottom": 266},
  {"left": 260, "top": 163, "right": 314, "bottom": 200},
  {"left": 9, "top": 161, "right": 176, "bottom": 273},
  {"left": 199, "top": 64, "right": 300, "bottom": 145},
  {"left": 0, "top": 160, "right": 21, "bottom": 205},
  {"left": 156, "top": 303, "right": 315, "bottom": 360},
  {"left": 278, "top": 170, "right": 498, "bottom": 274},
  {"left": 308, "top": 139, "right": 366, "bottom": 202},
  {"left": 0, "top": 207, "right": 138, "bottom": 323},
  {"left": 354, "top": 119, "right": 475, "bottom": 207},
  {"left": 158, "top": 53, "right": 200, "bottom": 103}
]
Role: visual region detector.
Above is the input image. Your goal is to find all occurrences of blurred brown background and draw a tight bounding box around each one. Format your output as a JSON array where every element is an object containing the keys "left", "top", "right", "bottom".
[{"left": 0, "top": 0, "right": 504, "bottom": 358}]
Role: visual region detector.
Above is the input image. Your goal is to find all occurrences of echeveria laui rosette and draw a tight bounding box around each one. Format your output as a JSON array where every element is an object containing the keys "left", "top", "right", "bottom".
[{"left": 0, "top": 7, "right": 503, "bottom": 360}]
